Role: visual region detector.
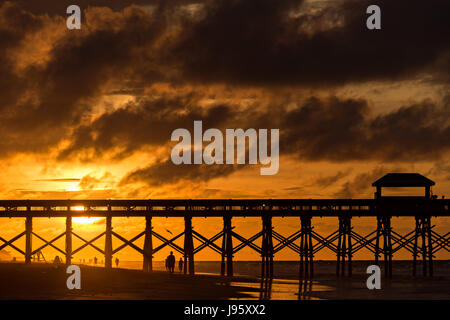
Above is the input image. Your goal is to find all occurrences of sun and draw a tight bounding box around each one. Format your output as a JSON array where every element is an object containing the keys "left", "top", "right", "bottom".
[{"left": 71, "top": 206, "right": 102, "bottom": 225}]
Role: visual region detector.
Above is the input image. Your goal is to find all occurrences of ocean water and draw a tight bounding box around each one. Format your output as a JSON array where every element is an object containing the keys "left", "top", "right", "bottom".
[{"left": 100, "top": 260, "right": 450, "bottom": 278}]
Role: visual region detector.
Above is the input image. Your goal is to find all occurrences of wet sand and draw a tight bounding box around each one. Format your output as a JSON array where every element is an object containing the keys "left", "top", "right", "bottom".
[
  {"left": 0, "top": 262, "right": 449, "bottom": 300},
  {"left": 0, "top": 263, "right": 259, "bottom": 300},
  {"left": 297, "top": 274, "right": 450, "bottom": 300}
]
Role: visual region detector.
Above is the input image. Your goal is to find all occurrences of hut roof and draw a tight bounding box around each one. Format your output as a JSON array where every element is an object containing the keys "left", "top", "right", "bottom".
[{"left": 372, "top": 173, "right": 435, "bottom": 187}]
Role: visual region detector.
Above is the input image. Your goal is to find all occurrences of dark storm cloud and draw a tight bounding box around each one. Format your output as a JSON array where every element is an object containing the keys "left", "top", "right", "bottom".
[
  {"left": 0, "top": 0, "right": 448, "bottom": 170},
  {"left": 58, "top": 93, "right": 236, "bottom": 161},
  {"left": 0, "top": 3, "right": 64, "bottom": 154},
  {"left": 0, "top": 2, "right": 42, "bottom": 109},
  {"left": 110, "top": 95, "right": 450, "bottom": 187},
  {"left": 4, "top": 0, "right": 449, "bottom": 89},
  {"left": 0, "top": 0, "right": 197, "bottom": 15},
  {"left": 62, "top": 93, "right": 450, "bottom": 163},
  {"left": 281, "top": 96, "right": 450, "bottom": 162},
  {"left": 173, "top": 0, "right": 450, "bottom": 85},
  {"left": 0, "top": 2, "right": 169, "bottom": 155}
]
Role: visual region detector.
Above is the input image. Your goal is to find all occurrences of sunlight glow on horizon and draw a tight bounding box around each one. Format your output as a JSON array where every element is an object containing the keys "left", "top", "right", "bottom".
[
  {"left": 66, "top": 185, "right": 80, "bottom": 192},
  {"left": 71, "top": 206, "right": 102, "bottom": 225},
  {"left": 73, "top": 217, "right": 102, "bottom": 225}
]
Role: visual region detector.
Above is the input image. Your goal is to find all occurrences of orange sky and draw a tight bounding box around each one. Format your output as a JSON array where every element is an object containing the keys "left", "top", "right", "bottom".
[{"left": 0, "top": 0, "right": 449, "bottom": 262}]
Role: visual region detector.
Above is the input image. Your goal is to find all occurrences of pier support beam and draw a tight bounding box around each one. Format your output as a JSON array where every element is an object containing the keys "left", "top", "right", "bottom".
[
  {"left": 261, "top": 215, "right": 274, "bottom": 278},
  {"left": 221, "top": 214, "right": 233, "bottom": 276},
  {"left": 299, "top": 216, "right": 313, "bottom": 278},
  {"left": 105, "top": 211, "right": 113, "bottom": 269},
  {"left": 143, "top": 214, "right": 153, "bottom": 272},
  {"left": 65, "top": 215, "right": 72, "bottom": 265},
  {"left": 413, "top": 216, "right": 433, "bottom": 277},
  {"left": 336, "top": 216, "right": 352, "bottom": 276},
  {"left": 374, "top": 216, "right": 392, "bottom": 277},
  {"left": 184, "top": 215, "right": 195, "bottom": 275},
  {"left": 25, "top": 215, "right": 32, "bottom": 264}
]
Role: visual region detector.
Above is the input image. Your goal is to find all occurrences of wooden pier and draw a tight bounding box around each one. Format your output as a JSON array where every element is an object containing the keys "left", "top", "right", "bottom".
[
  {"left": 0, "top": 197, "right": 448, "bottom": 278},
  {"left": 0, "top": 174, "right": 448, "bottom": 278}
]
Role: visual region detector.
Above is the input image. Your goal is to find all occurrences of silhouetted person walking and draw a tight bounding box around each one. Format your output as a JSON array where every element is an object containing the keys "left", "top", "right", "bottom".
[
  {"left": 94, "top": 256, "right": 98, "bottom": 265},
  {"left": 115, "top": 257, "right": 119, "bottom": 268},
  {"left": 179, "top": 257, "right": 184, "bottom": 273},
  {"left": 167, "top": 251, "right": 175, "bottom": 273}
]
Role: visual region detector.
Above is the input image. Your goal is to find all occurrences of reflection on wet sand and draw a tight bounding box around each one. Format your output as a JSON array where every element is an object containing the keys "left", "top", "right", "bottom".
[
  {"left": 298, "top": 278, "right": 314, "bottom": 300},
  {"left": 230, "top": 277, "right": 332, "bottom": 300}
]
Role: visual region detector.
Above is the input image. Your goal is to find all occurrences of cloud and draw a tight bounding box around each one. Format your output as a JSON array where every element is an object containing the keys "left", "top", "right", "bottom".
[
  {"left": 281, "top": 96, "right": 450, "bottom": 162},
  {"left": 313, "top": 170, "right": 352, "bottom": 188},
  {"left": 425, "top": 161, "right": 450, "bottom": 181},
  {"left": 110, "top": 94, "right": 450, "bottom": 188},
  {"left": 0, "top": 0, "right": 196, "bottom": 15},
  {"left": 120, "top": 159, "right": 237, "bottom": 187},
  {"left": 68, "top": 93, "right": 450, "bottom": 162},
  {"left": 34, "top": 178, "right": 80, "bottom": 182},
  {"left": 0, "top": 0, "right": 448, "bottom": 193},
  {"left": 0, "top": 3, "right": 170, "bottom": 157},
  {"left": 58, "top": 93, "right": 237, "bottom": 161},
  {"left": 172, "top": 0, "right": 450, "bottom": 85},
  {"left": 0, "top": 0, "right": 448, "bottom": 160},
  {"left": 333, "top": 166, "right": 402, "bottom": 198},
  {"left": 78, "top": 172, "right": 115, "bottom": 190}
]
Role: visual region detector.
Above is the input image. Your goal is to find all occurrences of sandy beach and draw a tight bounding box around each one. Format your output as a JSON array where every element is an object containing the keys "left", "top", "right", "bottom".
[
  {"left": 0, "top": 261, "right": 449, "bottom": 300},
  {"left": 0, "top": 263, "right": 259, "bottom": 300}
]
